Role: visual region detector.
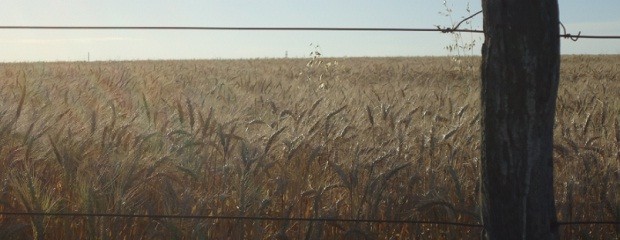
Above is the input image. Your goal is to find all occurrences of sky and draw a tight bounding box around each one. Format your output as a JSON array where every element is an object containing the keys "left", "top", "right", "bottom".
[{"left": 0, "top": 0, "right": 619, "bottom": 62}]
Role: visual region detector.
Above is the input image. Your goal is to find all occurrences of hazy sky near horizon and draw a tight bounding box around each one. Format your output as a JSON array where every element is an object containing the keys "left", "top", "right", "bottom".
[{"left": 0, "top": 1, "right": 619, "bottom": 62}]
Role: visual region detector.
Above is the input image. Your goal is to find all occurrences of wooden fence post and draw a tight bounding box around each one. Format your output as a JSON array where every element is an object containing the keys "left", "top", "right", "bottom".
[{"left": 480, "top": 1, "right": 560, "bottom": 239}]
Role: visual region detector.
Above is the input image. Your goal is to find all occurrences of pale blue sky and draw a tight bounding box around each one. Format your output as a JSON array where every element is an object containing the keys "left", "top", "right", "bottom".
[{"left": 0, "top": 1, "right": 619, "bottom": 62}]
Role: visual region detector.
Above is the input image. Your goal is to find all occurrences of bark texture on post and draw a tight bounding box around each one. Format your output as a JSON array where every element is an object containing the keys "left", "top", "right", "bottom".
[{"left": 480, "top": 1, "right": 560, "bottom": 239}]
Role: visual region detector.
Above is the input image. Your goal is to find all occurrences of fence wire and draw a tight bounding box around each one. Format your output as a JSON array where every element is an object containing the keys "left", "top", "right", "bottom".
[
  {"left": 0, "top": 25, "right": 619, "bottom": 41},
  {"left": 0, "top": 211, "right": 484, "bottom": 228},
  {"left": 1, "top": 9, "right": 618, "bottom": 39},
  {"left": 1, "top": 211, "right": 618, "bottom": 228}
]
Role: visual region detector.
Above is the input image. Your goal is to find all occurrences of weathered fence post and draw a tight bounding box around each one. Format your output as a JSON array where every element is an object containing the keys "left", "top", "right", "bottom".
[{"left": 480, "top": 1, "right": 560, "bottom": 239}]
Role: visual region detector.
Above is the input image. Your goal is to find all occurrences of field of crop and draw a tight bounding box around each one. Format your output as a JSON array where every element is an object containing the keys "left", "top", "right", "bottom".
[{"left": 0, "top": 55, "right": 618, "bottom": 239}]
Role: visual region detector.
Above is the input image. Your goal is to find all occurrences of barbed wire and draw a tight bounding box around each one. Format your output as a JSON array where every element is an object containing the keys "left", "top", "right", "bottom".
[
  {"left": 1, "top": 212, "right": 618, "bottom": 228},
  {"left": 0, "top": 25, "right": 619, "bottom": 40}
]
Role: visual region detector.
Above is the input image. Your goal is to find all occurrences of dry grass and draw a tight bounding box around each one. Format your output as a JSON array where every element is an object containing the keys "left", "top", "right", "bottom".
[{"left": 0, "top": 55, "right": 617, "bottom": 239}]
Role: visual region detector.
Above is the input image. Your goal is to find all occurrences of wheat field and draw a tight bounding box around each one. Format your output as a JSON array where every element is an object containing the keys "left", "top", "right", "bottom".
[{"left": 0, "top": 55, "right": 618, "bottom": 239}]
